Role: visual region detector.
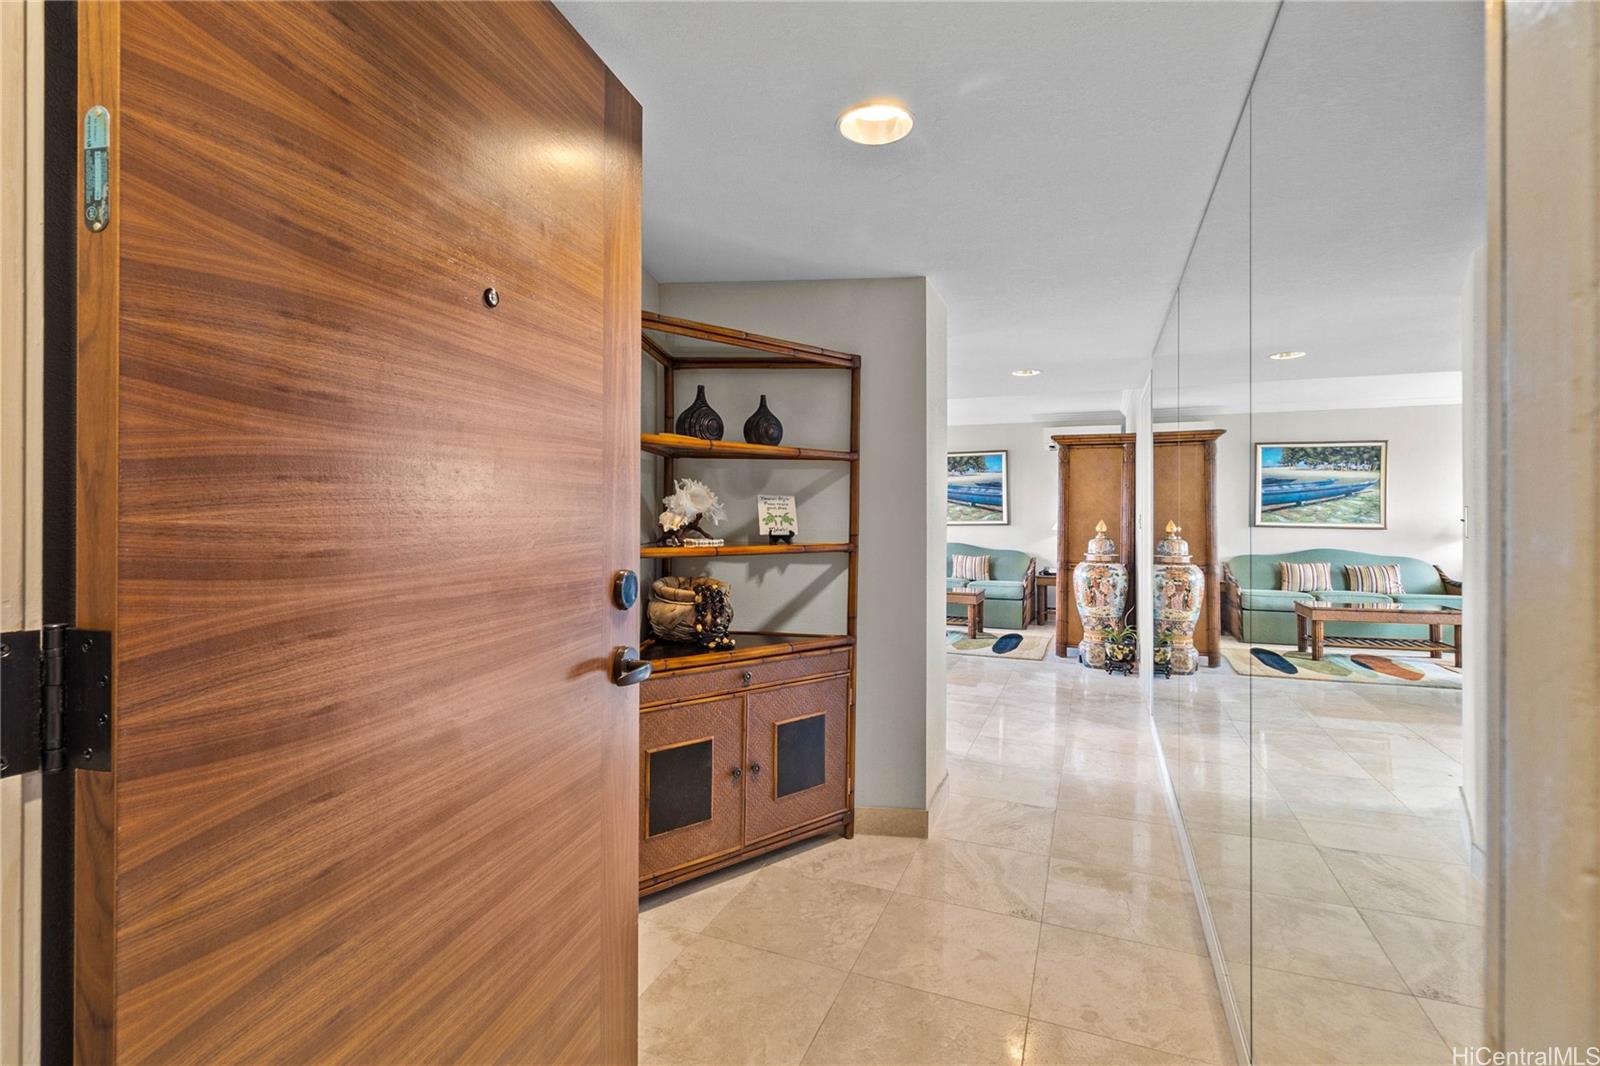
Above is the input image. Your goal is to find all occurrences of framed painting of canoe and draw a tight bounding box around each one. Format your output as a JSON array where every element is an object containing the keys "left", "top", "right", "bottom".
[
  {"left": 1255, "top": 441, "right": 1387, "bottom": 528},
  {"left": 948, "top": 451, "right": 1009, "bottom": 525}
]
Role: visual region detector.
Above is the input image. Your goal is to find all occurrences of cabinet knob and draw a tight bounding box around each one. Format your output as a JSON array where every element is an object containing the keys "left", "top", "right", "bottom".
[
  {"left": 730, "top": 766, "right": 742, "bottom": 780},
  {"left": 741, "top": 670, "right": 753, "bottom": 685},
  {"left": 749, "top": 762, "right": 761, "bottom": 775}
]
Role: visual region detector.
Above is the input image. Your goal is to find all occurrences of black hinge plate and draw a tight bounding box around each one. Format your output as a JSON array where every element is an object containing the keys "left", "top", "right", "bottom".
[
  {"left": 1, "top": 629, "right": 43, "bottom": 776},
  {"left": 63, "top": 630, "right": 112, "bottom": 773},
  {"left": 0, "top": 626, "right": 111, "bottom": 778}
]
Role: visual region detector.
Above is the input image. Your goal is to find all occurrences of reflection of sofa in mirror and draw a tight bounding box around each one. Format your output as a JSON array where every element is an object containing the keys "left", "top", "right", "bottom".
[
  {"left": 946, "top": 541, "right": 1036, "bottom": 629},
  {"left": 1222, "top": 547, "right": 1461, "bottom": 646}
]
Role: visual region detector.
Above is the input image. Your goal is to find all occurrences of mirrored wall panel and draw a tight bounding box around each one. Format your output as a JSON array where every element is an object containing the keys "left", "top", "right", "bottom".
[{"left": 1146, "top": 3, "right": 1486, "bottom": 1062}]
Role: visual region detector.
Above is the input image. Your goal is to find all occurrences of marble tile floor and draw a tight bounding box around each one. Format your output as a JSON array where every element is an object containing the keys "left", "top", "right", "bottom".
[
  {"left": 637, "top": 634, "right": 1481, "bottom": 1065},
  {"left": 1152, "top": 642, "right": 1484, "bottom": 1064}
]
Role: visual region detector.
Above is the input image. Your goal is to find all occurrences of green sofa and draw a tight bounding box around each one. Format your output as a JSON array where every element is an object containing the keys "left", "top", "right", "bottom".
[
  {"left": 947, "top": 542, "right": 1037, "bottom": 630},
  {"left": 1222, "top": 548, "right": 1461, "bottom": 646}
]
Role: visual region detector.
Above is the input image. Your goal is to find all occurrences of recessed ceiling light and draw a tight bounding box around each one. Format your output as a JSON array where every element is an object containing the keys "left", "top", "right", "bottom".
[
  {"left": 838, "top": 101, "right": 914, "bottom": 146},
  {"left": 1269, "top": 350, "right": 1308, "bottom": 361},
  {"left": 1011, "top": 368, "right": 1042, "bottom": 377}
]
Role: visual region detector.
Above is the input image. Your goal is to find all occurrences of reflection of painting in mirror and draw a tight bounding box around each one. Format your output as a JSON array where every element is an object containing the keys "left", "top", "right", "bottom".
[
  {"left": 947, "top": 451, "right": 1009, "bottom": 525},
  {"left": 1255, "top": 441, "right": 1387, "bottom": 528}
]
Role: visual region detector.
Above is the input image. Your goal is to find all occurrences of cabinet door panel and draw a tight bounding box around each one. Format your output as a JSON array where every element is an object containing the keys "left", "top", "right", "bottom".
[
  {"left": 745, "top": 677, "right": 849, "bottom": 842},
  {"left": 641, "top": 699, "right": 744, "bottom": 880}
]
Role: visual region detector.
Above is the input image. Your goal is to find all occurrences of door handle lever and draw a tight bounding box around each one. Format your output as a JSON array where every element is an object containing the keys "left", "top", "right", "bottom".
[{"left": 611, "top": 646, "right": 652, "bottom": 687}]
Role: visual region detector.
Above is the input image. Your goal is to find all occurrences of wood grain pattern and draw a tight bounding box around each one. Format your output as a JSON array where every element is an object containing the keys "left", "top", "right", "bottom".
[
  {"left": 1052, "top": 436, "right": 1135, "bottom": 655},
  {"left": 75, "top": 3, "right": 120, "bottom": 1060},
  {"left": 642, "top": 311, "right": 860, "bottom": 367},
  {"left": 1152, "top": 430, "right": 1223, "bottom": 663},
  {"left": 1052, "top": 431, "right": 1223, "bottom": 663},
  {"left": 599, "top": 61, "right": 644, "bottom": 1063},
  {"left": 640, "top": 541, "right": 854, "bottom": 558},
  {"left": 78, "top": 3, "right": 640, "bottom": 1061},
  {"left": 639, "top": 649, "right": 851, "bottom": 709},
  {"left": 641, "top": 431, "right": 856, "bottom": 462},
  {"left": 639, "top": 633, "right": 854, "bottom": 673}
]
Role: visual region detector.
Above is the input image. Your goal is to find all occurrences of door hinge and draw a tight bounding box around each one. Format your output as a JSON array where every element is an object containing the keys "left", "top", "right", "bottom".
[{"left": 0, "top": 625, "right": 112, "bottom": 778}]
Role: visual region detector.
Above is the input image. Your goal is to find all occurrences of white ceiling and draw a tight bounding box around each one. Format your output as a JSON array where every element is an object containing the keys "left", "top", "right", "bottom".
[{"left": 560, "top": 1, "right": 1483, "bottom": 424}]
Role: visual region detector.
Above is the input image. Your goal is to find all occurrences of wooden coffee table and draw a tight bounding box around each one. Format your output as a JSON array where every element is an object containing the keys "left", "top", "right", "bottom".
[
  {"left": 947, "top": 588, "right": 985, "bottom": 638},
  {"left": 1294, "top": 600, "right": 1462, "bottom": 667}
]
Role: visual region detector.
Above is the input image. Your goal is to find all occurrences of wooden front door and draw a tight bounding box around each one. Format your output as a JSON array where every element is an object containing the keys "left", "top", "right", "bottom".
[{"left": 73, "top": 3, "right": 641, "bottom": 1061}]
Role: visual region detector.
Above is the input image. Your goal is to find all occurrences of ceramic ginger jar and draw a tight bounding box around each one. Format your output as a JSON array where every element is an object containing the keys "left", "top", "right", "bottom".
[
  {"left": 1072, "top": 520, "right": 1127, "bottom": 668},
  {"left": 1152, "top": 521, "right": 1205, "bottom": 674}
]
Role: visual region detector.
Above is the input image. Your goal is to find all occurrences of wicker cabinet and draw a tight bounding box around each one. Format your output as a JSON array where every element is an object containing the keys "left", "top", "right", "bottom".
[{"left": 638, "top": 643, "right": 854, "bottom": 894}]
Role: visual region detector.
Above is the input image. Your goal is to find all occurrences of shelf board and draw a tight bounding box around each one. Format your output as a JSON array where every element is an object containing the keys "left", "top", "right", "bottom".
[
  {"left": 640, "top": 632, "right": 854, "bottom": 673},
  {"left": 641, "top": 433, "right": 855, "bottom": 462},
  {"left": 640, "top": 541, "right": 853, "bottom": 558}
]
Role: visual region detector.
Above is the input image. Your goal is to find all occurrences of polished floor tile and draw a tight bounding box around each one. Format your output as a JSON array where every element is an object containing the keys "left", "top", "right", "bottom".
[
  {"left": 947, "top": 757, "right": 1063, "bottom": 808},
  {"left": 1051, "top": 811, "right": 1185, "bottom": 879},
  {"left": 1029, "top": 925, "right": 1234, "bottom": 1063},
  {"left": 639, "top": 922, "right": 699, "bottom": 995},
  {"left": 641, "top": 865, "right": 762, "bottom": 933},
  {"left": 934, "top": 793, "right": 1056, "bottom": 855},
  {"left": 778, "top": 833, "right": 923, "bottom": 890},
  {"left": 1060, "top": 746, "right": 1167, "bottom": 785},
  {"left": 1022, "top": 1019, "right": 1210, "bottom": 1065},
  {"left": 639, "top": 634, "right": 1483, "bottom": 1066},
  {"left": 1190, "top": 830, "right": 1351, "bottom": 905},
  {"left": 1268, "top": 769, "right": 1416, "bottom": 824},
  {"left": 702, "top": 865, "right": 892, "bottom": 969},
  {"left": 896, "top": 839, "right": 1051, "bottom": 920},
  {"left": 1246, "top": 965, "right": 1451, "bottom": 1065},
  {"left": 1042, "top": 861, "right": 1207, "bottom": 956},
  {"left": 1056, "top": 772, "right": 1174, "bottom": 825},
  {"left": 1207, "top": 887, "right": 1406, "bottom": 991},
  {"left": 853, "top": 893, "right": 1042, "bottom": 1015},
  {"left": 1297, "top": 815, "right": 1466, "bottom": 865},
  {"left": 1170, "top": 784, "right": 1313, "bottom": 845},
  {"left": 1321, "top": 848, "right": 1483, "bottom": 924},
  {"left": 802, "top": 973, "right": 1027, "bottom": 1066},
  {"left": 638, "top": 935, "right": 847, "bottom": 1065},
  {"left": 1417, "top": 997, "right": 1483, "bottom": 1051},
  {"left": 1362, "top": 909, "right": 1485, "bottom": 1007},
  {"left": 965, "top": 731, "right": 1072, "bottom": 771}
]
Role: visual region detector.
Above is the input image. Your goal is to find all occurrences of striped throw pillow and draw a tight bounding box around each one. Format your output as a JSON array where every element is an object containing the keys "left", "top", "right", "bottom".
[
  {"left": 1345, "top": 563, "right": 1405, "bottom": 595},
  {"left": 1280, "top": 561, "right": 1332, "bottom": 592},
  {"left": 951, "top": 553, "right": 990, "bottom": 581}
]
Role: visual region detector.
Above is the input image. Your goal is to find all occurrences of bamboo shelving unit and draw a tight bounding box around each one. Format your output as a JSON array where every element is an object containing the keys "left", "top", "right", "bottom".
[{"left": 640, "top": 310, "right": 861, "bottom": 674}]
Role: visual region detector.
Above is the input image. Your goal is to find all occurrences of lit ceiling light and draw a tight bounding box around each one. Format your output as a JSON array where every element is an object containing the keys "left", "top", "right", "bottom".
[
  {"left": 1011, "top": 368, "right": 1042, "bottom": 377},
  {"left": 1269, "top": 350, "right": 1308, "bottom": 361},
  {"left": 837, "top": 101, "right": 914, "bottom": 146}
]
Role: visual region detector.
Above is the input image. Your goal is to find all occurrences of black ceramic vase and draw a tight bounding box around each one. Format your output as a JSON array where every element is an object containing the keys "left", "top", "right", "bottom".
[
  {"left": 742, "top": 394, "right": 784, "bottom": 446},
  {"left": 675, "top": 384, "right": 724, "bottom": 440}
]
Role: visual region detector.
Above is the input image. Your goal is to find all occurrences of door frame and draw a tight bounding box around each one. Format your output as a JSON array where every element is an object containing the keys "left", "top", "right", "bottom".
[
  {"left": 1484, "top": 0, "right": 1600, "bottom": 1049},
  {"left": 2, "top": 2, "right": 76, "bottom": 1062}
]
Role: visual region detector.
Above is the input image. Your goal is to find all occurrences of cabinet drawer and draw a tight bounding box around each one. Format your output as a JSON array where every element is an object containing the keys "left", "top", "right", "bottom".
[
  {"left": 641, "top": 649, "right": 850, "bottom": 706},
  {"left": 744, "top": 675, "right": 850, "bottom": 843},
  {"left": 640, "top": 698, "right": 744, "bottom": 880}
]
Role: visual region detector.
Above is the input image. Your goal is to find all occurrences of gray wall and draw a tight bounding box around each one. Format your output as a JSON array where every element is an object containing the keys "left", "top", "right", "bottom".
[
  {"left": 653, "top": 278, "right": 947, "bottom": 812},
  {"left": 944, "top": 421, "right": 1058, "bottom": 566}
]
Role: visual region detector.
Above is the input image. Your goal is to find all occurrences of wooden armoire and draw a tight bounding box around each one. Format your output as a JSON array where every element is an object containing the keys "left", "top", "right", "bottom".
[{"left": 1052, "top": 430, "right": 1225, "bottom": 666}]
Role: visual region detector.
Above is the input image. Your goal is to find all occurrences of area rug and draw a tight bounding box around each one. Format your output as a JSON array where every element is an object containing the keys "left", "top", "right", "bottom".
[
  {"left": 1220, "top": 643, "right": 1461, "bottom": 689},
  {"left": 946, "top": 630, "right": 1051, "bottom": 661}
]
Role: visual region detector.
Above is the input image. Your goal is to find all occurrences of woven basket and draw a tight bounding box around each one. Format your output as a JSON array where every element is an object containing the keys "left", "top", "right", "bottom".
[{"left": 648, "top": 576, "right": 735, "bottom": 649}]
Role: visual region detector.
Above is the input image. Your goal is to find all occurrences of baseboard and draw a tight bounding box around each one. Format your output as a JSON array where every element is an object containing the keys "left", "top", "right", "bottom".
[{"left": 855, "top": 805, "right": 930, "bottom": 838}]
